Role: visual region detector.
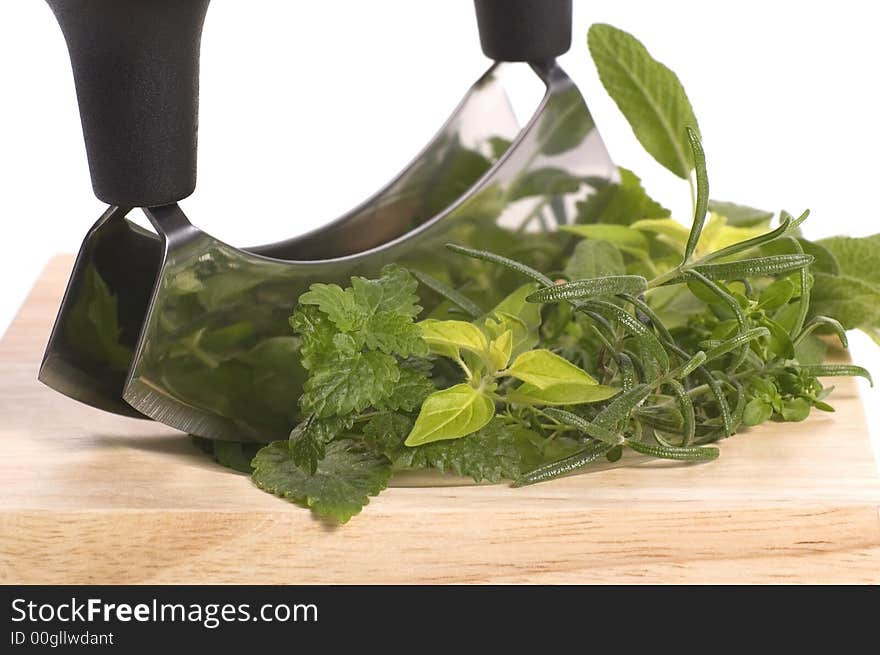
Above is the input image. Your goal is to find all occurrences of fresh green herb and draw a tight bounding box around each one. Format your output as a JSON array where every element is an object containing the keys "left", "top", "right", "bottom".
[{"left": 183, "top": 23, "right": 877, "bottom": 523}]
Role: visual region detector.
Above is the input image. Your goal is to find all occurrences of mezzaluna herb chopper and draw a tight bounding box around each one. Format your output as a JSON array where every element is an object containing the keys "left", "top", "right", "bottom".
[{"left": 40, "top": 0, "right": 617, "bottom": 442}]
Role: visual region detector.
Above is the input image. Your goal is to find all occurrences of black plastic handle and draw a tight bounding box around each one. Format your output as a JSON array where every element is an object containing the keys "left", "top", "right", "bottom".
[
  {"left": 473, "top": 0, "right": 572, "bottom": 62},
  {"left": 46, "top": 0, "right": 211, "bottom": 207}
]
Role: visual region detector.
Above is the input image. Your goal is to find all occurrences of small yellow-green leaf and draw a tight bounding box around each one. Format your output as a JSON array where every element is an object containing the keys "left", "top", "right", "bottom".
[
  {"left": 507, "top": 349, "right": 598, "bottom": 389},
  {"left": 419, "top": 319, "right": 488, "bottom": 357},
  {"left": 488, "top": 329, "right": 513, "bottom": 372},
  {"left": 483, "top": 284, "right": 542, "bottom": 358},
  {"left": 404, "top": 384, "right": 496, "bottom": 446},
  {"left": 507, "top": 382, "right": 619, "bottom": 406}
]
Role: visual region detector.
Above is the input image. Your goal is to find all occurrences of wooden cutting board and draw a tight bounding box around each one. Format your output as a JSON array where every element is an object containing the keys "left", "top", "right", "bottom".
[{"left": 1, "top": 256, "right": 879, "bottom": 584}]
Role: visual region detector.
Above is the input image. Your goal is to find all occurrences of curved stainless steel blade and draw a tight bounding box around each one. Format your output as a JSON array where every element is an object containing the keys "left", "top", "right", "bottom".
[
  {"left": 38, "top": 206, "right": 160, "bottom": 418},
  {"left": 122, "top": 62, "right": 618, "bottom": 442},
  {"left": 38, "top": 64, "right": 520, "bottom": 418}
]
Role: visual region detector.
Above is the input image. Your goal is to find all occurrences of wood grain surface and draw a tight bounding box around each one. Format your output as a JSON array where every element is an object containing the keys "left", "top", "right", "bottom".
[{"left": 1, "top": 256, "right": 878, "bottom": 584}]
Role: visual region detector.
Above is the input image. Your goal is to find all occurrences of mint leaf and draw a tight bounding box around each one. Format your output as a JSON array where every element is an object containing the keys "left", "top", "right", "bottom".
[
  {"left": 298, "top": 283, "right": 361, "bottom": 331},
  {"left": 351, "top": 265, "right": 422, "bottom": 318},
  {"left": 289, "top": 306, "right": 337, "bottom": 371},
  {"left": 376, "top": 365, "right": 436, "bottom": 413},
  {"left": 404, "top": 384, "right": 496, "bottom": 446},
  {"left": 251, "top": 439, "right": 392, "bottom": 524},
  {"left": 298, "top": 264, "right": 424, "bottom": 354},
  {"left": 396, "top": 419, "right": 541, "bottom": 483},
  {"left": 289, "top": 415, "right": 353, "bottom": 474},
  {"left": 302, "top": 349, "right": 400, "bottom": 417},
  {"left": 363, "top": 412, "right": 413, "bottom": 459},
  {"left": 588, "top": 24, "right": 700, "bottom": 178},
  {"left": 362, "top": 311, "right": 426, "bottom": 356}
]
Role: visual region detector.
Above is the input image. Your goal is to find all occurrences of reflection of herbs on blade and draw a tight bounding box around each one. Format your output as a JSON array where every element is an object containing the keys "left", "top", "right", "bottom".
[
  {"left": 65, "top": 262, "right": 133, "bottom": 372},
  {"left": 188, "top": 23, "right": 877, "bottom": 524}
]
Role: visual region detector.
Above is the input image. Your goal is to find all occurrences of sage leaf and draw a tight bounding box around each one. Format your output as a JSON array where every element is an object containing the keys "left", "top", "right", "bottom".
[
  {"left": 708, "top": 200, "right": 774, "bottom": 228},
  {"left": 560, "top": 224, "right": 650, "bottom": 255},
  {"left": 815, "top": 235, "right": 880, "bottom": 285},
  {"left": 588, "top": 23, "right": 700, "bottom": 178},
  {"left": 563, "top": 240, "right": 626, "bottom": 280},
  {"left": 631, "top": 218, "right": 690, "bottom": 252},
  {"left": 404, "top": 384, "right": 496, "bottom": 446},
  {"left": 797, "top": 238, "right": 840, "bottom": 275}
]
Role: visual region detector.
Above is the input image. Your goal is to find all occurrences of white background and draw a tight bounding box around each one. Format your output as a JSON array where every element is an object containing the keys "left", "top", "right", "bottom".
[{"left": 1, "top": 1, "right": 877, "bottom": 458}]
